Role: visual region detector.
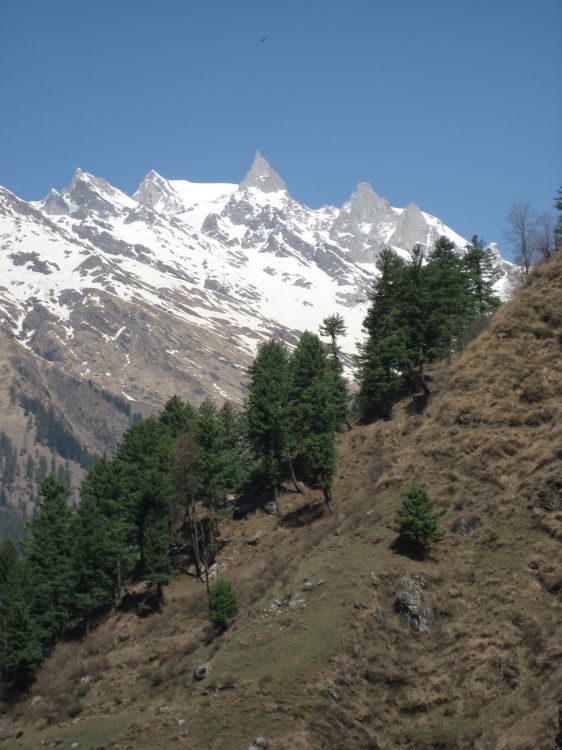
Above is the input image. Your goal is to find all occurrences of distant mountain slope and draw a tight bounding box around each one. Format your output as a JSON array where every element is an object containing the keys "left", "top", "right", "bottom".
[{"left": 0, "top": 154, "right": 519, "bottom": 525}]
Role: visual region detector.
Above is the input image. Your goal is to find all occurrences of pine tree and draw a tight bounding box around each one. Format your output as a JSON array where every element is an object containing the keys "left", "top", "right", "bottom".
[
  {"left": 319, "top": 314, "right": 350, "bottom": 429},
  {"left": 423, "top": 236, "right": 474, "bottom": 362},
  {"left": 159, "top": 395, "right": 196, "bottom": 439},
  {"left": 115, "top": 418, "right": 173, "bottom": 600},
  {"left": 290, "top": 332, "right": 338, "bottom": 507},
  {"left": 208, "top": 578, "right": 239, "bottom": 630},
  {"left": 195, "top": 399, "right": 231, "bottom": 518},
  {"left": 356, "top": 248, "right": 408, "bottom": 418},
  {"left": 246, "top": 340, "right": 293, "bottom": 515},
  {"left": 217, "top": 401, "right": 250, "bottom": 493},
  {"left": 463, "top": 235, "right": 501, "bottom": 316},
  {"left": 0, "top": 549, "right": 42, "bottom": 691},
  {"left": 79, "top": 455, "right": 134, "bottom": 603},
  {"left": 25, "top": 474, "right": 75, "bottom": 645},
  {"left": 172, "top": 427, "right": 202, "bottom": 577},
  {"left": 395, "top": 482, "right": 443, "bottom": 550}
]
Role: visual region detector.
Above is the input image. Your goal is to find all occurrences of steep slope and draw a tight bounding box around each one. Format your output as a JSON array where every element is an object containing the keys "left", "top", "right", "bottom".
[
  {"left": 0, "top": 155, "right": 518, "bottom": 523},
  {"left": 2, "top": 255, "right": 559, "bottom": 749}
]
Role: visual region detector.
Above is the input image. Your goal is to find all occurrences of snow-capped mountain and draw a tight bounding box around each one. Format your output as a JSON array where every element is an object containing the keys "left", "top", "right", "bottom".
[{"left": 1, "top": 152, "right": 518, "bottom": 412}]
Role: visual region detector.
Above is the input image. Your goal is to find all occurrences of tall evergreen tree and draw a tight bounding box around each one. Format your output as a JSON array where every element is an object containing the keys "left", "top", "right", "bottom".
[
  {"left": 290, "top": 332, "right": 338, "bottom": 507},
  {"left": 78, "top": 455, "right": 133, "bottom": 602},
  {"left": 246, "top": 340, "right": 293, "bottom": 515},
  {"left": 463, "top": 235, "right": 501, "bottom": 316},
  {"left": 194, "top": 399, "right": 231, "bottom": 526},
  {"left": 423, "top": 236, "right": 474, "bottom": 362},
  {"left": 319, "top": 314, "right": 350, "bottom": 429},
  {"left": 159, "top": 395, "right": 196, "bottom": 439},
  {"left": 217, "top": 401, "right": 250, "bottom": 493},
  {"left": 115, "top": 418, "right": 173, "bottom": 598},
  {"left": 25, "top": 474, "right": 75, "bottom": 645},
  {"left": 356, "top": 248, "right": 409, "bottom": 418},
  {"left": 0, "top": 547, "right": 42, "bottom": 691}
]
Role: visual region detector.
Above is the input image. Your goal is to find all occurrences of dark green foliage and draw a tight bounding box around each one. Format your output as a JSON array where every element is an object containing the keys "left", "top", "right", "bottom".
[
  {"left": 463, "top": 235, "right": 501, "bottom": 316},
  {"left": 217, "top": 401, "right": 250, "bottom": 493},
  {"left": 423, "top": 237, "right": 474, "bottom": 361},
  {"left": 319, "top": 314, "right": 349, "bottom": 429},
  {"left": 25, "top": 474, "right": 75, "bottom": 644},
  {"left": 356, "top": 249, "right": 409, "bottom": 419},
  {"left": 395, "top": 482, "right": 443, "bottom": 549},
  {"left": 0, "top": 545, "right": 42, "bottom": 690},
  {"left": 76, "top": 455, "right": 134, "bottom": 610},
  {"left": 194, "top": 399, "right": 231, "bottom": 515},
  {"left": 208, "top": 578, "right": 239, "bottom": 629},
  {"left": 115, "top": 418, "right": 173, "bottom": 584},
  {"left": 357, "top": 236, "right": 502, "bottom": 421},
  {"left": 159, "top": 395, "right": 196, "bottom": 439},
  {"left": 290, "top": 331, "right": 338, "bottom": 505},
  {"left": 246, "top": 340, "right": 293, "bottom": 511},
  {"left": 319, "top": 313, "right": 347, "bottom": 348}
]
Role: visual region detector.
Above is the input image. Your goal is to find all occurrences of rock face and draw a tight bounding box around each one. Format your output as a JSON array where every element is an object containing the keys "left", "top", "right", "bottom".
[
  {"left": 193, "top": 663, "right": 213, "bottom": 681},
  {"left": 395, "top": 576, "right": 433, "bottom": 633}
]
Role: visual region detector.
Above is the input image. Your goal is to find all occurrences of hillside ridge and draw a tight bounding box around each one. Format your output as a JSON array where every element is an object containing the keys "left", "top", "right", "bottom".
[{"left": 1, "top": 254, "right": 559, "bottom": 749}]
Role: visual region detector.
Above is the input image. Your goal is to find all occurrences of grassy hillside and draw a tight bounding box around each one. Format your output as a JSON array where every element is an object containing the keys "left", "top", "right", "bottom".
[{"left": 1, "top": 255, "right": 560, "bottom": 749}]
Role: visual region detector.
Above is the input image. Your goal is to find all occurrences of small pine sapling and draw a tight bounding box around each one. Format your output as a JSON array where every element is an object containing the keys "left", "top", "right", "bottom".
[
  {"left": 208, "top": 578, "right": 239, "bottom": 630},
  {"left": 395, "top": 482, "right": 443, "bottom": 551}
]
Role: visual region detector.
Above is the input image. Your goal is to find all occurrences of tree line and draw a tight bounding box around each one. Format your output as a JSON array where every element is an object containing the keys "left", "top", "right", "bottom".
[
  {"left": 0, "top": 230, "right": 530, "bottom": 693},
  {"left": 0, "top": 323, "right": 348, "bottom": 692},
  {"left": 356, "top": 235, "right": 501, "bottom": 419}
]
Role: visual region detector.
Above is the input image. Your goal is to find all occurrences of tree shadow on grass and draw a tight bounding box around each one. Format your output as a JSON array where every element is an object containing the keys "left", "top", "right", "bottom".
[
  {"left": 390, "top": 536, "right": 428, "bottom": 562},
  {"left": 279, "top": 501, "right": 326, "bottom": 529}
]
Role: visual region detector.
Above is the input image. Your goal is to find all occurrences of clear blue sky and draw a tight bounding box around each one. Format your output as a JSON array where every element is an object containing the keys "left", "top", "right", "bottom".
[{"left": 1, "top": 0, "right": 560, "bottom": 256}]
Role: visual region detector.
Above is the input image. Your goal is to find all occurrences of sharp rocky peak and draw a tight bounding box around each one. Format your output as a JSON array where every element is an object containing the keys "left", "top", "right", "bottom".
[
  {"left": 133, "top": 169, "right": 172, "bottom": 209},
  {"left": 238, "top": 151, "right": 288, "bottom": 194}
]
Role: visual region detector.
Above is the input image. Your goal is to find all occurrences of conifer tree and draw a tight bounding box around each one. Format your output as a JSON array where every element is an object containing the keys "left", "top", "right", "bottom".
[
  {"left": 0, "top": 547, "right": 42, "bottom": 690},
  {"left": 319, "top": 314, "right": 350, "bottom": 429},
  {"left": 194, "top": 399, "right": 231, "bottom": 548},
  {"left": 115, "top": 418, "right": 173, "bottom": 599},
  {"left": 159, "top": 395, "right": 196, "bottom": 439},
  {"left": 463, "top": 235, "right": 501, "bottom": 316},
  {"left": 290, "top": 332, "right": 338, "bottom": 507},
  {"left": 26, "top": 474, "right": 75, "bottom": 645},
  {"left": 356, "top": 248, "right": 408, "bottom": 418},
  {"left": 217, "top": 401, "right": 250, "bottom": 493},
  {"left": 423, "top": 236, "right": 474, "bottom": 361},
  {"left": 172, "top": 426, "right": 202, "bottom": 577},
  {"left": 395, "top": 482, "right": 443, "bottom": 551},
  {"left": 246, "top": 340, "right": 292, "bottom": 515},
  {"left": 78, "top": 456, "right": 133, "bottom": 603}
]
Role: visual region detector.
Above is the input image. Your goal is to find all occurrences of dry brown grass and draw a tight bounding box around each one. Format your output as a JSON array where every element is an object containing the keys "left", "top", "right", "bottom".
[{"left": 3, "top": 256, "right": 561, "bottom": 750}]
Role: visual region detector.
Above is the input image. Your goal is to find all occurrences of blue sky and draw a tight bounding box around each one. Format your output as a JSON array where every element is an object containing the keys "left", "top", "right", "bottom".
[{"left": 1, "top": 0, "right": 560, "bottom": 257}]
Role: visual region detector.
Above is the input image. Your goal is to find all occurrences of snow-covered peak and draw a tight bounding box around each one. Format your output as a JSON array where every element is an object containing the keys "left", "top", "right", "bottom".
[
  {"left": 34, "top": 188, "right": 70, "bottom": 216},
  {"left": 238, "top": 151, "right": 288, "bottom": 194},
  {"left": 61, "top": 169, "right": 137, "bottom": 214},
  {"left": 133, "top": 170, "right": 237, "bottom": 226}
]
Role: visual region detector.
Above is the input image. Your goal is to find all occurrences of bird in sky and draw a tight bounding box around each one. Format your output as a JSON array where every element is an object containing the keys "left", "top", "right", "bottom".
[{"left": 261, "top": 37, "right": 266, "bottom": 42}]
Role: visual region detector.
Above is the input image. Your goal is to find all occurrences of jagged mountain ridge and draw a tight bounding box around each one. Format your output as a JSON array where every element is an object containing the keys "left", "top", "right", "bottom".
[
  {"left": 0, "top": 154, "right": 518, "bottom": 525},
  {"left": 2, "top": 152, "right": 517, "bottom": 402}
]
